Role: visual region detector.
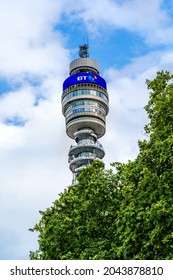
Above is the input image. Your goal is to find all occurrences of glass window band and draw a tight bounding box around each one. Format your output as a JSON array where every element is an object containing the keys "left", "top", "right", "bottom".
[{"left": 62, "top": 89, "right": 109, "bottom": 103}]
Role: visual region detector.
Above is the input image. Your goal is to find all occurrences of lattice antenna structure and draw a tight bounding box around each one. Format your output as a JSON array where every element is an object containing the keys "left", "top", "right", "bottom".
[{"left": 79, "top": 43, "right": 89, "bottom": 58}]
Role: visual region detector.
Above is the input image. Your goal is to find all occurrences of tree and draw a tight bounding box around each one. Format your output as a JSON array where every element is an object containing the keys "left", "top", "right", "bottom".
[
  {"left": 111, "top": 71, "right": 173, "bottom": 259},
  {"left": 30, "top": 71, "right": 173, "bottom": 259},
  {"left": 29, "top": 160, "right": 121, "bottom": 259}
]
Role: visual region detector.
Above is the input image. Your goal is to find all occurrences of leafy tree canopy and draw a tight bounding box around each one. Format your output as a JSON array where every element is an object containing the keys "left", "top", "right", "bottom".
[{"left": 30, "top": 71, "right": 173, "bottom": 260}]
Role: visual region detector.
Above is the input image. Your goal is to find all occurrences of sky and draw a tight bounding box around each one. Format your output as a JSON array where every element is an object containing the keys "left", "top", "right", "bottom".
[{"left": 0, "top": 0, "right": 173, "bottom": 260}]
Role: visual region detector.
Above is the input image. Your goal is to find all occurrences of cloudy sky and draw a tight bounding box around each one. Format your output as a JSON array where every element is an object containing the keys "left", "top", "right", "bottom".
[{"left": 0, "top": 0, "right": 173, "bottom": 260}]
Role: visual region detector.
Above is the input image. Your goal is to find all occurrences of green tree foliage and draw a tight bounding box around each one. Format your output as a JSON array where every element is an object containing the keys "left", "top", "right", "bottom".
[
  {"left": 30, "top": 71, "right": 173, "bottom": 259},
  {"left": 29, "top": 161, "right": 121, "bottom": 259}
]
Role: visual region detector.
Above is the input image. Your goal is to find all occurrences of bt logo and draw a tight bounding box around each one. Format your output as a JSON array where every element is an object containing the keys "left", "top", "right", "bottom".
[
  {"left": 77, "top": 76, "right": 88, "bottom": 81},
  {"left": 77, "top": 74, "right": 97, "bottom": 82}
]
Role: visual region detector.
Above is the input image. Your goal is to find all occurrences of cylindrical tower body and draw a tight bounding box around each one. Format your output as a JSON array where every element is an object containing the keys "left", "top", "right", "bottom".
[{"left": 62, "top": 45, "right": 109, "bottom": 183}]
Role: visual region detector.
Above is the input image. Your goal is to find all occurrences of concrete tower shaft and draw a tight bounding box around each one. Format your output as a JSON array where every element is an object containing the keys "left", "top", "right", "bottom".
[{"left": 61, "top": 45, "right": 109, "bottom": 181}]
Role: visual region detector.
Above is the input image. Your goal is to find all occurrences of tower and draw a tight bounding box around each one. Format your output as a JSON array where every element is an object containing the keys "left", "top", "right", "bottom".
[{"left": 62, "top": 44, "right": 109, "bottom": 183}]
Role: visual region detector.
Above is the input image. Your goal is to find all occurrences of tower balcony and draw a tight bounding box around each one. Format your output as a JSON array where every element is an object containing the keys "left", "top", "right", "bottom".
[
  {"left": 69, "top": 154, "right": 101, "bottom": 172},
  {"left": 74, "top": 128, "right": 97, "bottom": 139},
  {"left": 62, "top": 84, "right": 109, "bottom": 106},
  {"left": 66, "top": 116, "right": 106, "bottom": 139},
  {"left": 66, "top": 110, "right": 106, "bottom": 125},
  {"left": 74, "top": 159, "right": 103, "bottom": 175},
  {"left": 68, "top": 142, "right": 105, "bottom": 159}
]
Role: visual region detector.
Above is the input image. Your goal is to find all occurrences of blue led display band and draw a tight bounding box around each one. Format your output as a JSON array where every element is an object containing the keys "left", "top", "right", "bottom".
[{"left": 63, "top": 72, "right": 107, "bottom": 91}]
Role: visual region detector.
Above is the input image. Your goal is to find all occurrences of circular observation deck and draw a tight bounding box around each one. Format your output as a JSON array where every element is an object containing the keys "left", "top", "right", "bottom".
[
  {"left": 70, "top": 57, "right": 99, "bottom": 75},
  {"left": 62, "top": 83, "right": 109, "bottom": 139}
]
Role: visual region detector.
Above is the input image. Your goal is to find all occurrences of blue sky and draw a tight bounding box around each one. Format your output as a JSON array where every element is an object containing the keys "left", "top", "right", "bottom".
[{"left": 0, "top": 0, "right": 173, "bottom": 260}]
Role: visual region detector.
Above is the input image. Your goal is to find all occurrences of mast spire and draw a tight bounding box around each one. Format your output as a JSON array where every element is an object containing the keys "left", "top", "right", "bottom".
[{"left": 78, "top": 43, "right": 89, "bottom": 58}]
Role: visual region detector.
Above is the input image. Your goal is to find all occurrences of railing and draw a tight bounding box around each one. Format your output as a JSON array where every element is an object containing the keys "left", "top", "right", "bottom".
[
  {"left": 69, "top": 155, "right": 100, "bottom": 166},
  {"left": 74, "top": 129, "right": 94, "bottom": 136},
  {"left": 69, "top": 142, "right": 104, "bottom": 151},
  {"left": 66, "top": 111, "right": 106, "bottom": 124}
]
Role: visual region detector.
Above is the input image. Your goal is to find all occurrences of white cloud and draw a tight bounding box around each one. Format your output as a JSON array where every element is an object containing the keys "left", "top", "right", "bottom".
[
  {"left": 0, "top": 85, "right": 72, "bottom": 258},
  {"left": 64, "top": 0, "right": 173, "bottom": 45},
  {"left": 103, "top": 49, "right": 173, "bottom": 166},
  {"left": 0, "top": 87, "right": 34, "bottom": 119},
  {"left": 0, "top": 0, "right": 69, "bottom": 78},
  {"left": 0, "top": 123, "right": 24, "bottom": 149},
  {"left": 0, "top": 0, "right": 72, "bottom": 260}
]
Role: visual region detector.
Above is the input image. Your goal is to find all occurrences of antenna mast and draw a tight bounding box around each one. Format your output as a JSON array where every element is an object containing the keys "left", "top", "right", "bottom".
[{"left": 79, "top": 43, "right": 89, "bottom": 58}]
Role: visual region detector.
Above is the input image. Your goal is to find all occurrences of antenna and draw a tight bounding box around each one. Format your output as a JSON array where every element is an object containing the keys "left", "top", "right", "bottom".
[{"left": 79, "top": 43, "right": 89, "bottom": 58}]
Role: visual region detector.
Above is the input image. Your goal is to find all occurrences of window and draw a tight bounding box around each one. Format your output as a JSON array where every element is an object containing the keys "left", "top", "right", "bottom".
[
  {"left": 78, "top": 138, "right": 95, "bottom": 145},
  {"left": 62, "top": 89, "right": 109, "bottom": 103},
  {"left": 66, "top": 106, "right": 106, "bottom": 118}
]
